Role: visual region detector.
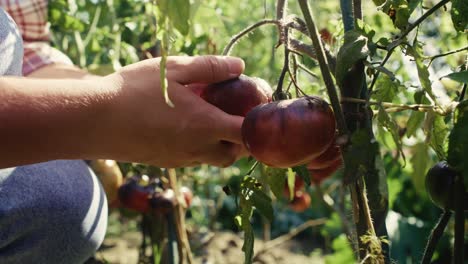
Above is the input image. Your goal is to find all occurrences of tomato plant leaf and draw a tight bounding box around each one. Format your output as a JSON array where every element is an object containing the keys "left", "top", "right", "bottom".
[
  {"left": 407, "top": 43, "right": 436, "bottom": 102},
  {"left": 287, "top": 168, "right": 296, "bottom": 201},
  {"left": 265, "top": 167, "right": 287, "bottom": 199},
  {"left": 447, "top": 100, "right": 468, "bottom": 192},
  {"left": 250, "top": 189, "right": 273, "bottom": 221},
  {"left": 336, "top": 31, "right": 369, "bottom": 86},
  {"left": 440, "top": 71, "right": 468, "bottom": 84},
  {"left": 425, "top": 113, "right": 448, "bottom": 160},
  {"left": 450, "top": 0, "right": 468, "bottom": 32},
  {"left": 377, "top": 107, "right": 404, "bottom": 159},
  {"left": 158, "top": 0, "right": 190, "bottom": 36},
  {"left": 410, "top": 143, "right": 431, "bottom": 196},
  {"left": 238, "top": 189, "right": 254, "bottom": 264},
  {"left": 292, "top": 165, "right": 311, "bottom": 186},
  {"left": 342, "top": 129, "right": 379, "bottom": 183},
  {"left": 406, "top": 90, "right": 428, "bottom": 138},
  {"left": 372, "top": 74, "right": 401, "bottom": 102}
]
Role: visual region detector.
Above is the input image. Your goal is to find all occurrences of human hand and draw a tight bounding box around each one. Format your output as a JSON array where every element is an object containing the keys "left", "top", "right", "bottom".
[{"left": 95, "top": 55, "right": 247, "bottom": 168}]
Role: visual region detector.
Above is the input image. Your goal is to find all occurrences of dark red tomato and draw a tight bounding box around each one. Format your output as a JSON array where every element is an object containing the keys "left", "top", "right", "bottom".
[
  {"left": 308, "top": 157, "right": 342, "bottom": 184},
  {"left": 283, "top": 175, "right": 305, "bottom": 199},
  {"left": 425, "top": 161, "right": 468, "bottom": 211},
  {"left": 242, "top": 96, "right": 336, "bottom": 168},
  {"left": 289, "top": 191, "right": 311, "bottom": 212},
  {"left": 200, "top": 74, "right": 273, "bottom": 116},
  {"left": 118, "top": 177, "right": 153, "bottom": 213},
  {"left": 180, "top": 186, "right": 193, "bottom": 207},
  {"left": 150, "top": 189, "right": 176, "bottom": 215},
  {"left": 307, "top": 138, "right": 341, "bottom": 170}
]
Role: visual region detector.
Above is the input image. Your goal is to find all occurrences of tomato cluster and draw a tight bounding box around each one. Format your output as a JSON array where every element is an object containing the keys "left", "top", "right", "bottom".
[
  {"left": 199, "top": 74, "right": 339, "bottom": 170},
  {"left": 118, "top": 176, "right": 193, "bottom": 214}
]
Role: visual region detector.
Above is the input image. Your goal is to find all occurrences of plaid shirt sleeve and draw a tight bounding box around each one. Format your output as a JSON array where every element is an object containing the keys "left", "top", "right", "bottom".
[{"left": 0, "top": 0, "right": 74, "bottom": 76}]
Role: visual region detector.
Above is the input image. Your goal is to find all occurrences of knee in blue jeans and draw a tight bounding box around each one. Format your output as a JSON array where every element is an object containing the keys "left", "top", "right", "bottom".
[{"left": 0, "top": 160, "right": 108, "bottom": 264}]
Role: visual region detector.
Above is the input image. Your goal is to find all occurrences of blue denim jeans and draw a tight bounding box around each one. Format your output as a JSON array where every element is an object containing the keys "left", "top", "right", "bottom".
[{"left": 0, "top": 160, "right": 108, "bottom": 264}]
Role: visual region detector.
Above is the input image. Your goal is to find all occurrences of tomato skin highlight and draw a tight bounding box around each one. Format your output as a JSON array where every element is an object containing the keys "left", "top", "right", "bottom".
[
  {"left": 200, "top": 75, "right": 273, "bottom": 117},
  {"left": 242, "top": 97, "right": 336, "bottom": 168}
]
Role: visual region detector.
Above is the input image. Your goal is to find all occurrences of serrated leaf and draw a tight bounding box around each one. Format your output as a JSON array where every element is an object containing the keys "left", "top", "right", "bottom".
[
  {"left": 265, "top": 167, "right": 287, "bottom": 199},
  {"left": 447, "top": 100, "right": 468, "bottom": 192},
  {"left": 250, "top": 189, "right": 273, "bottom": 221},
  {"left": 372, "top": 74, "right": 401, "bottom": 102},
  {"left": 440, "top": 71, "right": 468, "bottom": 84},
  {"left": 336, "top": 31, "right": 369, "bottom": 86},
  {"left": 426, "top": 114, "right": 448, "bottom": 160},
  {"left": 407, "top": 44, "right": 436, "bottom": 102},
  {"left": 451, "top": 0, "right": 468, "bottom": 32},
  {"left": 292, "top": 165, "right": 311, "bottom": 185},
  {"left": 377, "top": 107, "right": 404, "bottom": 159}
]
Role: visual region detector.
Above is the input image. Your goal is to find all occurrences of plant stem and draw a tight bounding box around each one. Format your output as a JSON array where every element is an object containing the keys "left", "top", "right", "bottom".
[
  {"left": 453, "top": 174, "right": 465, "bottom": 264},
  {"left": 421, "top": 210, "right": 452, "bottom": 264},
  {"left": 340, "top": 0, "right": 355, "bottom": 31},
  {"left": 298, "top": 0, "right": 348, "bottom": 136},
  {"left": 427, "top": 46, "right": 468, "bottom": 66},
  {"left": 222, "top": 19, "right": 280, "bottom": 56},
  {"left": 368, "top": 0, "right": 451, "bottom": 95}
]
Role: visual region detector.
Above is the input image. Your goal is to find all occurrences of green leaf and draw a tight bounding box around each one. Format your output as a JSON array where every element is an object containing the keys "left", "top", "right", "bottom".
[
  {"left": 410, "top": 143, "right": 431, "bottom": 196},
  {"left": 336, "top": 31, "right": 369, "bottom": 86},
  {"left": 342, "top": 129, "right": 378, "bottom": 181},
  {"left": 158, "top": 0, "right": 191, "bottom": 35},
  {"left": 451, "top": 0, "right": 468, "bottom": 32},
  {"left": 265, "top": 167, "right": 287, "bottom": 199},
  {"left": 407, "top": 43, "right": 436, "bottom": 102},
  {"left": 377, "top": 107, "right": 404, "bottom": 159},
  {"left": 372, "top": 74, "right": 401, "bottom": 102},
  {"left": 406, "top": 90, "right": 428, "bottom": 138},
  {"left": 447, "top": 100, "right": 468, "bottom": 192},
  {"left": 250, "top": 189, "right": 273, "bottom": 221},
  {"left": 287, "top": 168, "right": 295, "bottom": 201},
  {"left": 292, "top": 165, "right": 311, "bottom": 186},
  {"left": 425, "top": 113, "right": 448, "bottom": 160},
  {"left": 440, "top": 71, "right": 468, "bottom": 84}
]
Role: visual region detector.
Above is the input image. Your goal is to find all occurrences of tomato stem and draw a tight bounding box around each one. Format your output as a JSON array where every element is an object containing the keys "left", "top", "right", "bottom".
[{"left": 421, "top": 210, "right": 452, "bottom": 264}]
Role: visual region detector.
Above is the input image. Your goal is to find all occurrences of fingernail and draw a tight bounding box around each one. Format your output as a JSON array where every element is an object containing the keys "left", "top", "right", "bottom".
[{"left": 224, "top": 57, "right": 245, "bottom": 78}]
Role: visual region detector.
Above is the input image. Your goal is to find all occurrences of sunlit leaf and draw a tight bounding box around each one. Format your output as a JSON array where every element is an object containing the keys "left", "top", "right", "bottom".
[
  {"left": 377, "top": 107, "right": 404, "bottom": 159},
  {"left": 336, "top": 31, "right": 369, "bottom": 86},
  {"left": 372, "top": 74, "right": 401, "bottom": 102},
  {"left": 407, "top": 43, "right": 436, "bottom": 102},
  {"left": 410, "top": 143, "right": 431, "bottom": 196},
  {"left": 425, "top": 113, "right": 448, "bottom": 160},
  {"left": 451, "top": 0, "right": 468, "bottom": 32},
  {"left": 440, "top": 71, "right": 468, "bottom": 84},
  {"left": 265, "top": 167, "right": 287, "bottom": 199},
  {"left": 406, "top": 90, "right": 428, "bottom": 138}
]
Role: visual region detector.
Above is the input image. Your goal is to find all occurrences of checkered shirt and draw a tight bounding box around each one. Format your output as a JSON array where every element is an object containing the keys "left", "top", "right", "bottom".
[{"left": 0, "top": 0, "right": 73, "bottom": 75}]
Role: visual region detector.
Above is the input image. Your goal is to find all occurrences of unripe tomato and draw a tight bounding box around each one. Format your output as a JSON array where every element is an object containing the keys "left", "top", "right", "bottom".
[
  {"left": 425, "top": 161, "right": 468, "bottom": 211},
  {"left": 289, "top": 191, "right": 311, "bottom": 212},
  {"left": 308, "top": 158, "right": 342, "bottom": 184},
  {"left": 307, "top": 138, "right": 341, "bottom": 170},
  {"left": 200, "top": 74, "right": 273, "bottom": 116},
  {"left": 242, "top": 97, "right": 336, "bottom": 168},
  {"left": 180, "top": 186, "right": 193, "bottom": 207},
  {"left": 90, "top": 159, "right": 123, "bottom": 206}
]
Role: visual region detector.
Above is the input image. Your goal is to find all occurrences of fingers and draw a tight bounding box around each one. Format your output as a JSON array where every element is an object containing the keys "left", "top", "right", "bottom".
[
  {"left": 204, "top": 141, "right": 242, "bottom": 168},
  {"left": 212, "top": 114, "right": 244, "bottom": 145},
  {"left": 167, "top": 56, "right": 244, "bottom": 85}
]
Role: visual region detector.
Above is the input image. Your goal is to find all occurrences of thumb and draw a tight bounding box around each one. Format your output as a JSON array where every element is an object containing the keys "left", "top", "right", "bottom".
[{"left": 167, "top": 56, "right": 245, "bottom": 85}]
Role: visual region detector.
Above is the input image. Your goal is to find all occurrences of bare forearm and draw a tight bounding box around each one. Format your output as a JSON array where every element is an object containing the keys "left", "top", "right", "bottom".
[{"left": 0, "top": 77, "right": 114, "bottom": 168}]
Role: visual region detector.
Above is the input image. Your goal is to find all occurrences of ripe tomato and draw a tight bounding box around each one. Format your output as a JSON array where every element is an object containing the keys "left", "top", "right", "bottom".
[
  {"left": 307, "top": 138, "right": 341, "bottom": 170},
  {"left": 200, "top": 74, "right": 272, "bottom": 116},
  {"left": 308, "top": 158, "right": 342, "bottom": 184},
  {"left": 242, "top": 96, "right": 336, "bottom": 168},
  {"left": 289, "top": 191, "right": 312, "bottom": 212}
]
